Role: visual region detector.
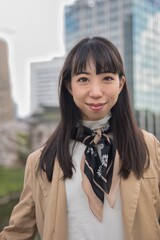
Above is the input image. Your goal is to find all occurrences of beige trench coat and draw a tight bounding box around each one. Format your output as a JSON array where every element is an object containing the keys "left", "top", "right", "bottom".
[{"left": 0, "top": 130, "right": 160, "bottom": 240}]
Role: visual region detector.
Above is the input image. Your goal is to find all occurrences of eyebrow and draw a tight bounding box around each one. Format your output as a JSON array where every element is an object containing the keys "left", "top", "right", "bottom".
[
  {"left": 75, "top": 71, "right": 90, "bottom": 75},
  {"left": 75, "top": 70, "right": 114, "bottom": 76}
]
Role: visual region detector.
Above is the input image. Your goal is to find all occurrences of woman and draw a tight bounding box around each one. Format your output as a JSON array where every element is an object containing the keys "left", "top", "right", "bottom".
[{"left": 0, "top": 37, "right": 160, "bottom": 240}]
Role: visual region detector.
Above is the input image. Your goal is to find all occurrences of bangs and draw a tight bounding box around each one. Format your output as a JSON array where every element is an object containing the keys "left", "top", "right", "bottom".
[{"left": 72, "top": 40, "right": 123, "bottom": 75}]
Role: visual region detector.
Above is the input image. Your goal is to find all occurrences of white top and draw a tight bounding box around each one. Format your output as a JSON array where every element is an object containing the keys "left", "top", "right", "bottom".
[{"left": 65, "top": 115, "right": 124, "bottom": 240}]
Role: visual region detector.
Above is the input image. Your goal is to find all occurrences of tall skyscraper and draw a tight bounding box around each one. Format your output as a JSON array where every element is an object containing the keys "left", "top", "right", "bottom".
[
  {"left": 64, "top": 0, "right": 160, "bottom": 114},
  {"left": 0, "top": 39, "right": 14, "bottom": 124}
]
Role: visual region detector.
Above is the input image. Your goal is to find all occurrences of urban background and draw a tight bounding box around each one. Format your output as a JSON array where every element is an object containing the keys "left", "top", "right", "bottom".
[{"left": 0, "top": 0, "right": 160, "bottom": 238}]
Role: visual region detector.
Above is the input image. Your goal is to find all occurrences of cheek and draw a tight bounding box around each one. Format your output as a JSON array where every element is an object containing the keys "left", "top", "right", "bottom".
[
  {"left": 106, "top": 86, "right": 120, "bottom": 99},
  {"left": 72, "top": 91, "right": 81, "bottom": 100},
  {"left": 70, "top": 84, "right": 80, "bottom": 96},
  {"left": 71, "top": 86, "right": 85, "bottom": 99},
  {"left": 72, "top": 92, "right": 83, "bottom": 106}
]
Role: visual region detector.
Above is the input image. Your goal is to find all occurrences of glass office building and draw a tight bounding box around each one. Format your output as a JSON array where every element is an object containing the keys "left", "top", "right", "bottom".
[
  {"left": 132, "top": 0, "right": 160, "bottom": 113},
  {"left": 64, "top": 0, "right": 160, "bottom": 114}
]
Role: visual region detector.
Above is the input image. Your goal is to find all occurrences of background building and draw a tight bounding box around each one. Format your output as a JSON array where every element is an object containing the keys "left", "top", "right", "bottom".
[
  {"left": 30, "top": 57, "right": 64, "bottom": 114},
  {"left": 0, "top": 39, "right": 14, "bottom": 123},
  {"left": 0, "top": 39, "right": 20, "bottom": 166},
  {"left": 30, "top": 57, "right": 64, "bottom": 149},
  {"left": 64, "top": 0, "right": 160, "bottom": 138}
]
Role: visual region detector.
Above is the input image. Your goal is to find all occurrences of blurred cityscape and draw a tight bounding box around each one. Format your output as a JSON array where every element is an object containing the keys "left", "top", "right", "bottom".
[
  {"left": 1, "top": 0, "right": 160, "bottom": 167},
  {"left": 0, "top": 0, "right": 160, "bottom": 235}
]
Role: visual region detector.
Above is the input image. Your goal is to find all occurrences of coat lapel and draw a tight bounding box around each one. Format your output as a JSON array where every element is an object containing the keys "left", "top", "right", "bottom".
[
  {"left": 42, "top": 160, "right": 67, "bottom": 240},
  {"left": 120, "top": 172, "right": 141, "bottom": 240}
]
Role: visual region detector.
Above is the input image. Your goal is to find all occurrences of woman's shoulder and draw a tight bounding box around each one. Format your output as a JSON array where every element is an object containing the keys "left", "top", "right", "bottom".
[
  {"left": 25, "top": 147, "right": 44, "bottom": 170},
  {"left": 141, "top": 129, "right": 160, "bottom": 163},
  {"left": 141, "top": 129, "right": 159, "bottom": 144},
  {"left": 28, "top": 147, "right": 44, "bottom": 160}
]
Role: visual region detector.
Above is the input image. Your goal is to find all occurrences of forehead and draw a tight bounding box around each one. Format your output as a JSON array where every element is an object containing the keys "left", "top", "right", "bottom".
[
  {"left": 83, "top": 58, "right": 96, "bottom": 71},
  {"left": 71, "top": 47, "right": 120, "bottom": 75},
  {"left": 72, "top": 58, "right": 98, "bottom": 75}
]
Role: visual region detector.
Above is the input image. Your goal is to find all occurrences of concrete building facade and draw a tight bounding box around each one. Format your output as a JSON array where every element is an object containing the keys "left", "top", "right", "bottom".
[{"left": 0, "top": 39, "right": 14, "bottom": 123}]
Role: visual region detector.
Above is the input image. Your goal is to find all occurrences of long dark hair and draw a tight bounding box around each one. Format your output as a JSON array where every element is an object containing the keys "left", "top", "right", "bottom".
[{"left": 39, "top": 36, "right": 149, "bottom": 181}]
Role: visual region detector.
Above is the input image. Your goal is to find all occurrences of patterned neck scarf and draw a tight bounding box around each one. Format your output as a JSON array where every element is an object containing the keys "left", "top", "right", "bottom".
[{"left": 71, "top": 120, "right": 117, "bottom": 221}]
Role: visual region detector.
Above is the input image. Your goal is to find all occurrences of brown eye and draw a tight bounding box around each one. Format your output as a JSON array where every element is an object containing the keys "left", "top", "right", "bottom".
[
  {"left": 103, "top": 76, "right": 114, "bottom": 81},
  {"left": 78, "top": 77, "right": 88, "bottom": 83}
]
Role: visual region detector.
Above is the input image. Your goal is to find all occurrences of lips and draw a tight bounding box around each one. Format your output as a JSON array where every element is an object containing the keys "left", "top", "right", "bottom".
[{"left": 87, "top": 103, "right": 106, "bottom": 111}]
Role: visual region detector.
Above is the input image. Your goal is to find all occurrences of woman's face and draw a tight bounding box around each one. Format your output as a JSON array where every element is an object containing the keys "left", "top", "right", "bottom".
[{"left": 68, "top": 59, "right": 125, "bottom": 121}]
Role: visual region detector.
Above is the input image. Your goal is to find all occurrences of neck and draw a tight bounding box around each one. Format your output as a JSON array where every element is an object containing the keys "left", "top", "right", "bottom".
[{"left": 83, "top": 113, "right": 111, "bottom": 131}]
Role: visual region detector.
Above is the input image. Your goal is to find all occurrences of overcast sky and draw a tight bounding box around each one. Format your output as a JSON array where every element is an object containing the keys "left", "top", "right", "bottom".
[{"left": 0, "top": 0, "right": 74, "bottom": 117}]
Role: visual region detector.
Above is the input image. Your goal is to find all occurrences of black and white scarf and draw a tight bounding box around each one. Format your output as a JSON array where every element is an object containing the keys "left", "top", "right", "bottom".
[{"left": 71, "top": 117, "right": 120, "bottom": 221}]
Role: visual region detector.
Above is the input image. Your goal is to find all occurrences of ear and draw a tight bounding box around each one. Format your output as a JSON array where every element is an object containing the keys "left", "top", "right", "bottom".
[
  {"left": 119, "top": 76, "right": 126, "bottom": 93},
  {"left": 66, "top": 83, "right": 72, "bottom": 95}
]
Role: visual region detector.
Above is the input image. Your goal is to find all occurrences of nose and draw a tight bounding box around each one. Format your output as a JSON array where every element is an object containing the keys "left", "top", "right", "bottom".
[{"left": 89, "top": 82, "right": 103, "bottom": 98}]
